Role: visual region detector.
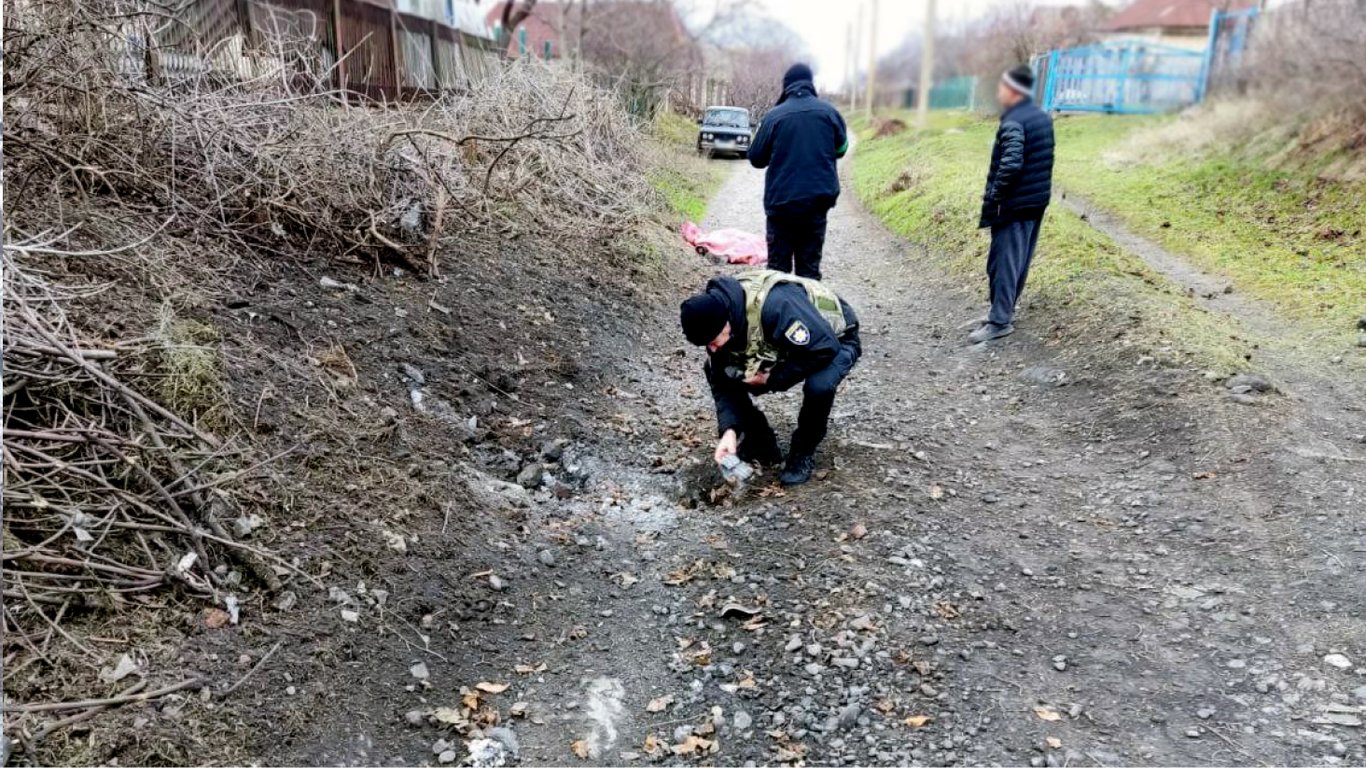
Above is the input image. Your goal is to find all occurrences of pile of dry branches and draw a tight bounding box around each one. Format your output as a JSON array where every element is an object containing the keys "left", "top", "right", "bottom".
[
  {"left": 3, "top": 0, "right": 662, "bottom": 751},
  {"left": 5, "top": 0, "right": 658, "bottom": 277}
]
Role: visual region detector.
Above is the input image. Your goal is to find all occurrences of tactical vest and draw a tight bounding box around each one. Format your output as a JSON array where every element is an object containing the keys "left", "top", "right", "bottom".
[{"left": 734, "top": 270, "right": 847, "bottom": 377}]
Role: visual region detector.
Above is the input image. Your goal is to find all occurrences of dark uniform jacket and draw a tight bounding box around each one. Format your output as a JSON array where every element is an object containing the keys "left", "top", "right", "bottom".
[
  {"left": 748, "top": 80, "right": 849, "bottom": 214},
  {"left": 980, "top": 98, "right": 1055, "bottom": 228},
  {"left": 701, "top": 275, "right": 859, "bottom": 436}
]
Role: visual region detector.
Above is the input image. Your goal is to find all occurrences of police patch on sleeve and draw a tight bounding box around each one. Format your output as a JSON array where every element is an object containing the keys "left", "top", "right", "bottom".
[{"left": 785, "top": 320, "right": 811, "bottom": 346}]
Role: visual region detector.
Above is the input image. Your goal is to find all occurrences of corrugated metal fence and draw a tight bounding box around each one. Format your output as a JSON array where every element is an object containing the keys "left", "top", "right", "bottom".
[
  {"left": 1031, "top": 7, "right": 1260, "bottom": 114},
  {"left": 120, "top": 0, "right": 501, "bottom": 100}
]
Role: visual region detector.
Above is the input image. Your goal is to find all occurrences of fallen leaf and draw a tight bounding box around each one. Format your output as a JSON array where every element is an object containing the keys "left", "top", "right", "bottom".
[
  {"left": 509, "top": 701, "right": 529, "bottom": 717},
  {"left": 642, "top": 734, "right": 663, "bottom": 756},
  {"left": 1046, "top": 737, "right": 1063, "bottom": 749},
  {"left": 671, "top": 734, "right": 714, "bottom": 755},
  {"left": 646, "top": 695, "right": 674, "bottom": 713},
  {"left": 928, "top": 483, "right": 945, "bottom": 500},
  {"left": 849, "top": 522, "right": 868, "bottom": 540},
  {"left": 476, "top": 681, "right": 510, "bottom": 694},
  {"left": 663, "top": 560, "right": 703, "bottom": 586},
  {"left": 204, "top": 608, "right": 230, "bottom": 628},
  {"left": 720, "top": 602, "right": 762, "bottom": 620},
  {"left": 433, "top": 707, "right": 465, "bottom": 725},
  {"left": 1193, "top": 471, "right": 1217, "bottom": 480},
  {"left": 461, "top": 688, "right": 480, "bottom": 710},
  {"left": 514, "top": 663, "right": 547, "bottom": 675},
  {"left": 905, "top": 714, "right": 932, "bottom": 728},
  {"left": 875, "top": 699, "right": 896, "bottom": 714},
  {"left": 571, "top": 739, "right": 590, "bottom": 759},
  {"left": 1033, "top": 706, "right": 1062, "bottom": 722},
  {"left": 933, "top": 601, "right": 961, "bottom": 619}
]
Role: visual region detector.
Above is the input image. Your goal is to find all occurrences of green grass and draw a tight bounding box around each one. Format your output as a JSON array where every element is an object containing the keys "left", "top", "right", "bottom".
[
  {"left": 1051, "top": 113, "right": 1366, "bottom": 344},
  {"left": 851, "top": 112, "right": 1254, "bottom": 371},
  {"left": 648, "top": 112, "right": 726, "bottom": 222}
]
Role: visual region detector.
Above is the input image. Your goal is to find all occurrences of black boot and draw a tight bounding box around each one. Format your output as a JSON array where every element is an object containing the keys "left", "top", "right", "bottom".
[{"left": 780, "top": 453, "right": 816, "bottom": 486}]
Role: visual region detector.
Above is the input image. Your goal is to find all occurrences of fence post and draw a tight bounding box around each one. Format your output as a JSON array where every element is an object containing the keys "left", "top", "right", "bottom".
[
  {"left": 429, "top": 18, "right": 443, "bottom": 91},
  {"left": 332, "top": 0, "right": 347, "bottom": 103},
  {"left": 1043, "top": 49, "right": 1060, "bottom": 111},
  {"left": 1196, "top": 9, "right": 1221, "bottom": 103},
  {"left": 389, "top": 6, "right": 401, "bottom": 98}
]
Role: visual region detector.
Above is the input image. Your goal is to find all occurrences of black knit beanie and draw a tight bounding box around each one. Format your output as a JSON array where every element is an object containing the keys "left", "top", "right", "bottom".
[
  {"left": 782, "top": 63, "right": 814, "bottom": 90},
  {"left": 679, "top": 292, "right": 729, "bottom": 346},
  {"left": 1002, "top": 64, "right": 1035, "bottom": 96}
]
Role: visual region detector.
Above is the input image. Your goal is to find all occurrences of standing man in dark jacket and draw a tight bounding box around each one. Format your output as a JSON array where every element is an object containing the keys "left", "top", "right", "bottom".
[
  {"left": 970, "top": 64, "right": 1055, "bottom": 344},
  {"left": 679, "top": 270, "right": 861, "bottom": 486},
  {"left": 748, "top": 63, "right": 849, "bottom": 281}
]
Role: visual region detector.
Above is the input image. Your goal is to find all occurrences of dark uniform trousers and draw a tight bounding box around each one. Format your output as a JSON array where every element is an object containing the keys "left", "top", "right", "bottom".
[
  {"left": 766, "top": 199, "right": 833, "bottom": 281},
  {"left": 705, "top": 326, "right": 861, "bottom": 458},
  {"left": 986, "top": 215, "right": 1043, "bottom": 327}
]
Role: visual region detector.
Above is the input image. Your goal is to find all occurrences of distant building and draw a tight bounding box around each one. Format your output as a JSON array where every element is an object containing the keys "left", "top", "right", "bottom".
[
  {"left": 1102, "top": 0, "right": 1260, "bottom": 49},
  {"left": 397, "top": 0, "right": 494, "bottom": 38}
]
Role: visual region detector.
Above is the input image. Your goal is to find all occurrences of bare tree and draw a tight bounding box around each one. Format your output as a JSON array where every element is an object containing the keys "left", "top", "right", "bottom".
[{"left": 1248, "top": 0, "right": 1366, "bottom": 118}]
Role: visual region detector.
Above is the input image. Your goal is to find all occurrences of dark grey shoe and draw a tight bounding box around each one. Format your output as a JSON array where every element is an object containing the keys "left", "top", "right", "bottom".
[
  {"left": 969, "top": 322, "right": 1015, "bottom": 343},
  {"left": 779, "top": 454, "right": 816, "bottom": 486}
]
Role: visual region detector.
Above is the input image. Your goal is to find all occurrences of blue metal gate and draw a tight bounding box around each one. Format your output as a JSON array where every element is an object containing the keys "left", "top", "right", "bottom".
[{"left": 1033, "top": 39, "right": 1207, "bottom": 114}]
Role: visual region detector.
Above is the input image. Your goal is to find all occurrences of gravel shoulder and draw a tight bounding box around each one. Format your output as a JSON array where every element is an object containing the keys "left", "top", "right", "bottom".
[{"left": 481, "top": 160, "right": 1366, "bottom": 766}]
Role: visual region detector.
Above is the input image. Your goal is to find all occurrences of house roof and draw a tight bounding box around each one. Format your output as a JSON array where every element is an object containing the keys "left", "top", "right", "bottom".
[{"left": 1103, "top": 0, "right": 1257, "bottom": 31}]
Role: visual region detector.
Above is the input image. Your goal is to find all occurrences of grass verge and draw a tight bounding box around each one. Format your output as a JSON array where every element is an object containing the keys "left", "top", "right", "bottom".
[
  {"left": 648, "top": 112, "right": 727, "bottom": 222},
  {"left": 1051, "top": 107, "right": 1366, "bottom": 347},
  {"left": 850, "top": 111, "right": 1253, "bottom": 372}
]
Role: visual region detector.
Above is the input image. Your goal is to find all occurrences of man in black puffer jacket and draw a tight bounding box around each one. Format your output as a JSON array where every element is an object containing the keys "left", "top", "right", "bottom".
[
  {"left": 970, "top": 64, "right": 1055, "bottom": 344},
  {"left": 748, "top": 63, "right": 849, "bottom": 281}
]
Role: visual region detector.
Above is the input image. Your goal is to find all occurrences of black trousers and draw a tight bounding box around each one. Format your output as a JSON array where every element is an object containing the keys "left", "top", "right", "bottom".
[
  {"left": 766, "top": 200, "right": 833, "bottom": 280},
  {"left": 986, "top": 215, "right": 1043, "bottom": 326},
  {"left": 708, "top": 327, "right": 862, "bottom": 459}
]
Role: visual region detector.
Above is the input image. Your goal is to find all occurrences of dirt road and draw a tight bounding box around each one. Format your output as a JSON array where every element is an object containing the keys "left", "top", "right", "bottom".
[{"left": 263, "top": 159, "right": 1365, "bottom": 767}]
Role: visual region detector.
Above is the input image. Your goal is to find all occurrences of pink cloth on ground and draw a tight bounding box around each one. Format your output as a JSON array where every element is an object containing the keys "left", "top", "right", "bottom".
[{"left": 681, "top": 221, "right": 767, "bottom": 266}]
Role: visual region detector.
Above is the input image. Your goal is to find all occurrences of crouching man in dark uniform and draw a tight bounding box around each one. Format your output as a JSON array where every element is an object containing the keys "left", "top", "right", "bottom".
[{"left": 679, "top": 270, "right": 861, "bottom": 486}]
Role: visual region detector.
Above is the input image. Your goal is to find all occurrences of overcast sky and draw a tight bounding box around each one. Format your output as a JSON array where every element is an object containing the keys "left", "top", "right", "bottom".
[{"left": 737, "top": 0, "right": 1089, "bottom": 90}]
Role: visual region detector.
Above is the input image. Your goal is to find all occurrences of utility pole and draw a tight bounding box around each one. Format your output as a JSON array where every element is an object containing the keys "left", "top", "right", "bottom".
[
  {"left": 864, "top": 0, "right": 877, "bottom": 118},
  {"left": 851, "top": 3, "right": 863, "bottom": 112},
  {"left": 916, "top": 0, "right": 936, "bottom": 129},
  {"left": 845, "top": 20, "right": 855, "bottom": 109}
]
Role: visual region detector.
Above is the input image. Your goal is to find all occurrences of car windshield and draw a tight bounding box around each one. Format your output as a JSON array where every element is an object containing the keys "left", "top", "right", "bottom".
[{"left": 704, "top": 109, "right": 748, "bottom": 128}]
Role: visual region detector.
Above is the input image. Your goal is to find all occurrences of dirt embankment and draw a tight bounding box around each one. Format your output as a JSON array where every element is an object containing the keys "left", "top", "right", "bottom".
[{"left": 1, "top": 6, "right": 698, "bottom": 761}]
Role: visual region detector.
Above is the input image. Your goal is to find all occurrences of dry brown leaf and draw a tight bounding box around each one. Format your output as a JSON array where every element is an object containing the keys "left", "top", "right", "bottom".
[
  {"left": 514, "top": 662, "right": 547, "bottom": 675},
  {"left": 204, "top": 608, "right": 230, "bottom": 628},
  {"left": 905, "top": 714, "right": 932, "bottom": 728},
  {"left": 1046, "top": 736, "right": 1062, "bottom": 749},
  {"left": 570, "top": 739, "right": 590, "bottom": 759},
  {"left": 461, "top": 689, "right": 480, "bottom": 711},
  {"left": 1033, "top": 706, "right": 1062, "bottom": 722},
  {"left": 476, "top": 681, "right": 510, "bottom": 694},
  {"left": 433, "top": 707, "right": 464, "bottom": 724},
  {"left": 875, "top": 698, "right": 897, "bottom": 714},
  {"left": 646, "top": 695, "right": 674, "bottom": 713},
  {"left": 642, "top": 734, "right": 663, "bottom": 755},
  {"left": 663, "top": 560, "right": 703, "bottom": 586},
  {"left": 934, "top": 601, "right": 961, "bottom": 619},
  {"left": 671, "top": 734, "right": 714, "bottom": 756}
]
